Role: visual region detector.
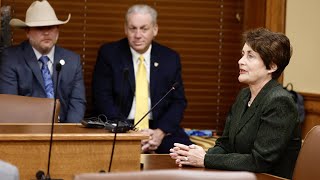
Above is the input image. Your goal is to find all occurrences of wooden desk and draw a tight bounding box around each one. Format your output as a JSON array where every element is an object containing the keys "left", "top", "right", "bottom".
[
  {"left": 0, "top": 123, "right": 148, "bottom": 180},
  {"left": 141, "top": 154, "right": 288, "bottom": 180}
]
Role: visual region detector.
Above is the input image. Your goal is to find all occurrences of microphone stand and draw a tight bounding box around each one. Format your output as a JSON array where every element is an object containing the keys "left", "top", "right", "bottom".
[
  {"left": 133, "top": 83, "right": 178, "bottom": 129},
  {"left": 108, "top": 68, "right": 129, "bottom": 172},
  {"left": 35, "top": 62, "right": 63, "bottom": 180},
  {"left": 105, "top": 82, "right": 178, "bottom": 172}
]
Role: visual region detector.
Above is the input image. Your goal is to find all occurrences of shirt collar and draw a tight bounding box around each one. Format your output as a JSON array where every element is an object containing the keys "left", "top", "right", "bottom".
[
  {"left": 33, "top": 46, "right": 55, "bottom": 63},
  {"left": 130, "top": 45, "right": 152, "bottom": 65}
]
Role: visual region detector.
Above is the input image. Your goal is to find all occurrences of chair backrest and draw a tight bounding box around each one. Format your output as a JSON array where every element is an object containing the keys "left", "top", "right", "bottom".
[
  {"left": 74, "top": 170, "right": 257, "bottom": 180},
  {"left": 292, "top": 125, "right": 320, "bottom": 180},
  {"left": 0, "top": 160, "right": 19, "bottom": 180},
  {"left": 0, "top": 94, "right": 60, "bottom": 123}
]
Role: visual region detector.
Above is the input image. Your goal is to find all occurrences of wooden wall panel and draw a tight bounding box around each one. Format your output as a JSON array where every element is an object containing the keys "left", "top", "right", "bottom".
[
  {"left": 265, "top": 0, "right": 286, "bottom": 33},
  {"left": 265, "top": 0, "right": 287, "bottom": 83},
  {"left": 243, "top": 0, "right": 266, "bottom": 30},
  {"left": 243, "top": 0, "right": 286, "bottom": 32},
  {"left": 301, "top": 93, "right": 320, "bottom": 138}
]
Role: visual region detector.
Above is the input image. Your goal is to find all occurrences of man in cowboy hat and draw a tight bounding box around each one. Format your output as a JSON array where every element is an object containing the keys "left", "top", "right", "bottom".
[{"left": 0, "top": 0, "right": 86, "bottom": 123}]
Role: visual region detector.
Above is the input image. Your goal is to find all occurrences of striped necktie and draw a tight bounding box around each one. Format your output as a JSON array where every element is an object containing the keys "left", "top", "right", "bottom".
[
  {"left": 134, "top": 55, "right": 149, "bottom": 130},
  {"left": 39, "top": 56, "right": 54, "bottom": 98}
]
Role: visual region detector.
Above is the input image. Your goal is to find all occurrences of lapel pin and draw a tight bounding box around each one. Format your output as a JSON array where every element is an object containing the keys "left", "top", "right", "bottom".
[{"left": 154, "top": 62, "right": 159, "bottom": 67}]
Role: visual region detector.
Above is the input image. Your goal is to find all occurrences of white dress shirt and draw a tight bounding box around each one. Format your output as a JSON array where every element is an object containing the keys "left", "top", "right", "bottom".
[{"left": 33, "top": 46, "right": 55, "bottom": 76}]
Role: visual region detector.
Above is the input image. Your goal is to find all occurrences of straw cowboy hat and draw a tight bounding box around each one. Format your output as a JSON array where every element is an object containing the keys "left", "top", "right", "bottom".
[{"left": 9, "top": 0, "right": 71, "bottom": 28}]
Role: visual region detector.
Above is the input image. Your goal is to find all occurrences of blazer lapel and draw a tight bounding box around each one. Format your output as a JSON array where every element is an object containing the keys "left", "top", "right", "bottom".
[
  {"left": 150, "top": 45, "right": 160, "bottom": 98},
  {"left": 53, "top": 47, "right": 63, "bottom": 90},
  {"left": 228, "top": 90, "right": 252, "bottom": 140},
  {"left": 23, "top": 42, "right": 46, "bottom": 92},
  {"left": 121, "top": 48, "right": 135, "bottom": 94},
  {"left": 234, "top": 100, "right": 258, "bottom": 135},
  {"left": 234, "top": 79, "right": 279, "bottom": 135}
]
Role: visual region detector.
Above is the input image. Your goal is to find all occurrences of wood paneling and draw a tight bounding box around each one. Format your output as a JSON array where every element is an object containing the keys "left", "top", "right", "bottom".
[
  {"left": 265, "top": 0, "right": 287, "bottom": 83},
  {"left": 243, "top": 0, "right": 286, "bottom": 32},
  {"left": 265, "top": 0, "right": 286, "bottom": 33},
  {"left": 243, "top": 0, "right": 266, "bottom": 30},
  {"left": 0, "top": 124, "right": 147, "bottom": 180},
  {"left": 300, "top": 92, "right": 320, "bottom": 138}
]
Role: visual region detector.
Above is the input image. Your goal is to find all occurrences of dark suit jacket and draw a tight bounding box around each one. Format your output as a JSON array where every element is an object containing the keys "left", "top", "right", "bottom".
[
  {"left": 0, "top": 40, "right": 86, "bottom": 123},
  {"left": 92, "top": 38, "right": 191, "bottom": 152},
  {"left": 204, "top": 79, "right": 301, "bottom": 179}
]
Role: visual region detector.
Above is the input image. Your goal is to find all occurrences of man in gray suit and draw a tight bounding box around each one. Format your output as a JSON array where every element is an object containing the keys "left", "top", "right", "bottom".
[
  {"left": 0, "top": 160, "right": 19, "bottom": 180},
  {"left": 0, "top": 0, "right": 86, "bottom": 122}
]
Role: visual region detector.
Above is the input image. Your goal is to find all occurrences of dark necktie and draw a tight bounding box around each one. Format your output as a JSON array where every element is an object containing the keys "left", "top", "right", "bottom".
[{"left": 39, "top": 56, "right": 54, "bottom": 98}]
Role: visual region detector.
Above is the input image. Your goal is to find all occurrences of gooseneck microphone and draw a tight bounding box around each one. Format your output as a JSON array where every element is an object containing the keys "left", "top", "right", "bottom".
[
  {"left": 101, "top": 82, "right": 179, "bottom": 133},
  {"left": 133, "top": 82, "right": 179, "bottom": 129},
  {"left": 105, "top": 82, "right": 179, "bottom": 173},
  {"left": 108, "top": 68, "right": 129, "bottom": 173},
  {"left": 36, "top": 59, "right": 65, "bottom": 180}
]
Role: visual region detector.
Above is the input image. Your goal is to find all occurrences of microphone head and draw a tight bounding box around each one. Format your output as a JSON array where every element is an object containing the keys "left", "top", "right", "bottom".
[
  {"left": 172, "top": 82, "right": 179, "bottom": 89},
  {"left": 56, "top": 64, "right": 62, "bottom": 72}
]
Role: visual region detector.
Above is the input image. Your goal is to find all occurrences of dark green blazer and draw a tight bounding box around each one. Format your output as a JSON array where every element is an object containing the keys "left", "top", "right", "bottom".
[{"left": 205, "top": 79, "right": 301, "bottom": 179}]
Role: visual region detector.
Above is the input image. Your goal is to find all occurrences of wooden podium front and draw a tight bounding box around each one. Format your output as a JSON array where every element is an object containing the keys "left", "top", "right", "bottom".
[{"left": 0, "top": 124, "right": 148, "bottom": 180}]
